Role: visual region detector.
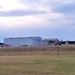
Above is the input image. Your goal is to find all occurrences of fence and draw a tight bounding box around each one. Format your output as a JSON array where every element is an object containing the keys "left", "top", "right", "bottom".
[{"left": 0, "top": 45, "right": 75, "bottom": 56}]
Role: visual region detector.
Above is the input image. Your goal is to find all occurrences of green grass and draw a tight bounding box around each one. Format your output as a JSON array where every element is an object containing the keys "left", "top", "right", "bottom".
[{"left": 0, "top": 55, "right": 75, "bottom": 75}]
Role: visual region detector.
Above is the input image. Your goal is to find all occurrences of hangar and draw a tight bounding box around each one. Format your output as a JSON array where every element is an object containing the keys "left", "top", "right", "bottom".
[
  {"left": 43, "top": 38, "right": 59, "bottom": 46},
  {"left": 4, "top": 37, "right": 43, "bottom": 46}
]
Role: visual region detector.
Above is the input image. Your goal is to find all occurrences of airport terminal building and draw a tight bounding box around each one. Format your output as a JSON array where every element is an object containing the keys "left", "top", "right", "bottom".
[{"left": 4, "top": 37, "right": 43, "bottom": 46}]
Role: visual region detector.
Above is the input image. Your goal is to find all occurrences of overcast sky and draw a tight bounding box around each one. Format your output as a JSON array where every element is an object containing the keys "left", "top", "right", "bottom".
[{"left": 0, "top": 0, "right": 75, "bottom": 42}]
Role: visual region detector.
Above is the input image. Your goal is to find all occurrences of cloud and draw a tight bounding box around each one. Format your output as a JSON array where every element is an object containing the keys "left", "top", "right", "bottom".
[
  {"left": 0, "top": 0, "right": 25, "bottom": 11},
  {"left": 0, "top": 9, "right": 46, "bottom": 16},
  {"left": 19, "top": 0, "right": 41, "bottom": 3},
  {"left": 52, "top": 4, "right": 75, "bottom": 14},
  {"left": 0, "top": 12, "right": 63, "bottom": 29},
  {"left": 62, "top": 0, "right": 75, "bottom": 4},
  {"left": 0, "top": 0, "right": 75, "bottom": 41},
  {"left": 0, "top": 0, "right": 64, "bottom": 28}
]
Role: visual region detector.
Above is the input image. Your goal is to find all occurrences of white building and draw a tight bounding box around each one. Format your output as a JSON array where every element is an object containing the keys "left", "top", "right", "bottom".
[
  {"left": 43, "top": 38, "right": 59, "bottom": 46},
  {"left": 4, "top": 37, "right": 43, "bottom": 46}
]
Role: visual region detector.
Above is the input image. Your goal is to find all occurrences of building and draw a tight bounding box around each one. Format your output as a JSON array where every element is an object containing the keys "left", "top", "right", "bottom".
[
  {"left": 43, "top": 38, "right": 59, "bottom": 46},
  {"left": 0, "top": 43, "right": 4, "bottom": 47},
  {"left": 4, "top": 37, "right": 43, "bottom": 46},
  {"left": 61, "top": 41, "right": 75, "bottom": 45}
]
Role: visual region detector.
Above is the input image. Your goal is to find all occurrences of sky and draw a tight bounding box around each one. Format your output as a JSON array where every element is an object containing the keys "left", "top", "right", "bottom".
[{"left": 0, "top": 0, "right": 75, "bottom": 42}]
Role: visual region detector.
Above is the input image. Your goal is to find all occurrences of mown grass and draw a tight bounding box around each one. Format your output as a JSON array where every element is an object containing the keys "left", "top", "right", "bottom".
[{"left": 0, "top": 55, "right": 75, "bottom": 75}]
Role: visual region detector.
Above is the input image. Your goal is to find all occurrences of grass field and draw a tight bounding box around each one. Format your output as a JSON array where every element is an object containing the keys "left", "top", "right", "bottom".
[
  {"left": 0, "top": 45, "right": 75, "bottom": 55},
  {"left": 0, "top": 55, "right": 75, "bottom": 75}
]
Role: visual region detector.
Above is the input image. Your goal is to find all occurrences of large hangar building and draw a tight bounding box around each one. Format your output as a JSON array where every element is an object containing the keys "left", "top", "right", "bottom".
[
  {"left": 43, "top": 38, "right": 59, "bottom": 46},
  {"left": 4, "top": 37, "right": 43, "bottom": 46}
]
